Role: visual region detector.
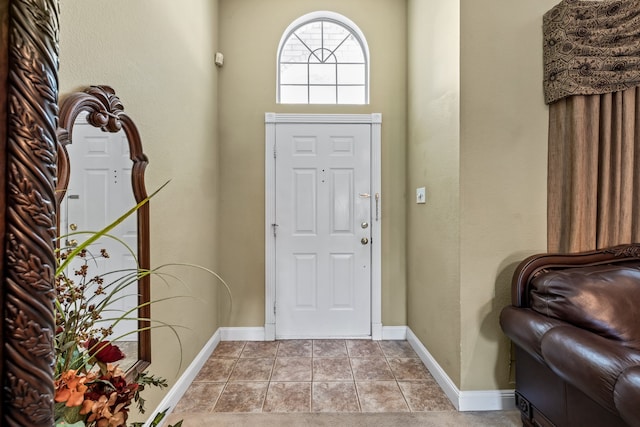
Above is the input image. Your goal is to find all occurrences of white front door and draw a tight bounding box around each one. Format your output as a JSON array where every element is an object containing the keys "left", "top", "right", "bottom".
[
  {"left": 61, "top": 116, "right": 138, "bottom": 341},
  {"left": 274, "top": 122, "right": 372, "bottom": 338}
]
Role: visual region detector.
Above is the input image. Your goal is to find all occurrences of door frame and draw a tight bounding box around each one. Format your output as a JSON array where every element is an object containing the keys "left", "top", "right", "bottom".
[{"left": 265, "top": 113, "right": 382, "bottom": 340}]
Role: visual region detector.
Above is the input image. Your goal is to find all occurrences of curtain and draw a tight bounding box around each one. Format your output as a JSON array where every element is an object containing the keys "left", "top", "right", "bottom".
[
  {"left": 548, "top": 87, "right": 640, "bottom": 252},
  {"left": 544, "top": 0, "right": 640, "bottom": 252}
]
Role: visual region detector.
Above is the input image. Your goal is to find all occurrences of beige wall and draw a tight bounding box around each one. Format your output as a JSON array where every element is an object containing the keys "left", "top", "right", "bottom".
[
  {"left": 217, "top": 0, "right": 408, "bottom": 327},
  {"left": 459, "top": 0, "right": 556, "bottom": 391},
  {"left": 459, "top": 0, "right": 554, "bottom": 390},
  {"left": 408, "top": 0, "right": 556, "bottom": 391},
  {"left": 407, "top": 0, "right": 462, "bottom": 386},
  {"left": 58, "top": 0, "right": 221, "bottom": 419}
]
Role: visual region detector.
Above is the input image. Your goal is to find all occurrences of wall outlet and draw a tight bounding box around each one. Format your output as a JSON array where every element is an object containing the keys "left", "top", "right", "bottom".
[{"left": 416, "top": 187, "right": 426, "bottom": 204}]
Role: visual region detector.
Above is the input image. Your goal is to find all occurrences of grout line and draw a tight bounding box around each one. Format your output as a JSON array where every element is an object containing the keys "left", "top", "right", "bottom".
[{"left": 206, "top": 383, "right": 225, "bottom": 414}]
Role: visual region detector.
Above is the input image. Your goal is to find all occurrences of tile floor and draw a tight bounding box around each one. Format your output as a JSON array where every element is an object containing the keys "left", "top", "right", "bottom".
[{"left": 172, "top": 340, "right": 455, "bottom": 414}]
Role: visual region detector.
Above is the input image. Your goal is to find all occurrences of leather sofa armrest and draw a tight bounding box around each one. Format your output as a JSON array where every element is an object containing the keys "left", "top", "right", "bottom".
[
  {"left": 541, "top": 325, "right": 640, "bottom": 413},
  {"left": 615, "top": 366, "right": 640, "bottom": 427},
  {"left": 500, "top": 306, "right": 570, "bottom": 363}
]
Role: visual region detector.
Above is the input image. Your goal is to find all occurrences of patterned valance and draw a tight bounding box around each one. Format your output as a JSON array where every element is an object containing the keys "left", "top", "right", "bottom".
[{"left": 543, "top": 0, "right": 640, "bottom": 104}]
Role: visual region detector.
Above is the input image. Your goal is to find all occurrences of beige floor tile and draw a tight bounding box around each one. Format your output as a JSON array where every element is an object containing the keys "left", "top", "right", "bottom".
[
  {"left": 277, "top": 340, "right": 312, "bottom": 357},
  {"left": 379, "top": 340, "right": 419, "bottom": 358},
  {"left": 350, "top": 357, "right": 394, "bottom": 381},
  {"left": 398, "top": 381, "right": 456, "bottom": 412},
  {"left": 213, "top": 382, "right": 268, "bottom": 413},
  {"left": 193, "top": 357, "right": 236, "bottom": 382},
  {"left": 312, "top": 382, "right": 360, "bottom": 412},
  {"left": 241, "top": 341, "right": 279, "bottom": 358},
  {"left": 313, "top": 357, "right": 353, "bottom": 381},
  {"left": 172, "top": 382, "right": 225, "bottom": 414},
  {"left": 229, "top": 358, "right": 274, "bottom": 381},
  {"left": 263, "top": 382, "right": 311, "bottom": 412},
  {"left": 388, "top": 358, "right": 432, "bottom": 380},
  {"left": 173, "top": 340, "right": 460, "bottom": 416},
  {"left": 313, "top": 340, "right": 347, "bottom": 357},
  {"left": 346, "top": 340, "right": 383, "bottom": 357},
  {"left": 211, "top": 341, "right": 246, "bottom": 358},
  {"left": 272, "top": 357, "right": 312, "bottom": 381},
  {"left": 356, "top": 381, "right": 410, "bottom": 412}
]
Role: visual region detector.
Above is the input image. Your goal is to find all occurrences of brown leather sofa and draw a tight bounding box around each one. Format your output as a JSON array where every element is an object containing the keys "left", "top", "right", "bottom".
[{"left": 500, "top": 244, "right": 640, "bottom": 427}]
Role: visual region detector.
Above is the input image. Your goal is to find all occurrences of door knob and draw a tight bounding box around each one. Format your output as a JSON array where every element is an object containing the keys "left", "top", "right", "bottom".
[
  {"left": 361, "top": 222, "right": 369, "bottom": 229},
  {"left": 361, "top": 237, "right": 369, "bottom": 245}
]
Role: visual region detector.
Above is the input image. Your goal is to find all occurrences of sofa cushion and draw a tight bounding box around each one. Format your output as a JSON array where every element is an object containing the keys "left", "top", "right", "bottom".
[
  {"left": 614, "top": 366, "right": 640, "bottom": 427},
  {"left": 530, "top": 264, "right": 640, "bottom": 350},
  {"left": 541, "top": 325, "right": 640, "bottom": 413},
  {"left": 499, "top": 306, "right": 570, "bottom": 363}
]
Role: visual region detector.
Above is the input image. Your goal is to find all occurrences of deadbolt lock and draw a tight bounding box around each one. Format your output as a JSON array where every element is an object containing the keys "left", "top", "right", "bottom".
[{"left": 361, "top": 222, "right": 369, "bottom": 229}]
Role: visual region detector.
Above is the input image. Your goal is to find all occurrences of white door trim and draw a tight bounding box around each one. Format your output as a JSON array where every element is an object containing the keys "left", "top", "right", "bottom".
[{"left": 265, "top": 113, "right": 382, "bottom": 340}]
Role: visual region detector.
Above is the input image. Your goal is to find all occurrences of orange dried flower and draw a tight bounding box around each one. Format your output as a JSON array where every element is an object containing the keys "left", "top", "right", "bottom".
[{"left": 54, "top": 370, "right": 96, "bottom": 408}]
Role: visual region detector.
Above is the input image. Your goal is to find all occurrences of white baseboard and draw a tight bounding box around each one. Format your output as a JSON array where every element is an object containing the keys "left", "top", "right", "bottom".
[
  {"left": 259, "top": 325, "right": 404, "bottom": 341},
  {"left": 220, "top": 326, "right": 265, "bottom": 341},
  {"left": 144, "top": 329, "right": 221, "bottom": 427},
  {"left": 381, "top": 326, "right": 407, "bottom": 340},
  {"left": 458, "top": 390, "right": 516, "bottom": 411},
  {"left": 406, "top": 328, "right": 515, "bottom": 411}
]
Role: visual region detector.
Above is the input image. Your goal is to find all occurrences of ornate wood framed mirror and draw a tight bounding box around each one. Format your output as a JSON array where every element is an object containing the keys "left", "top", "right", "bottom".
[
  {"left": 2, "top": 1, "right": 60, "bottom": 425},
  {"left": 56, "top": 85, "right": 151, "bottom": 377}
]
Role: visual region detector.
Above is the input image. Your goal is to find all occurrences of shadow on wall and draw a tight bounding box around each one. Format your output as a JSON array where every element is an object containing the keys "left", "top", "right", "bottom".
[{"left": 479, "top": 251, "right": 542, "bottom": 388}]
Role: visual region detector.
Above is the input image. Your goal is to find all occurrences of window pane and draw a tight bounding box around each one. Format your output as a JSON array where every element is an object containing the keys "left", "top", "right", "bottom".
[
  {"left": 281, "top": 64, "right": 307, "bottom": 84},
  {"left": 309, "top": 63, "right": 336, "bottom": 84},
  {"left": 281, "top": 85, "right": 308, "bottom": 104},
  {"left": 310, "top": 86, "right": 336, "bottom": 104},
  {"left": 338, "top": 86, "right": 365, "bottom": 104},
  {"left": 294, "top": 22, "right": 322, "bottom": 53},
  {"left": 281, "top": 37, "right": 309, "bottom": 63},
  {"left": 334, "top": 36, "right": 365, "bottom": 63},
  {"left": 337, "top": 64, "right": 365, "bottom": 85},
  {"left": 323, "top": 22, "right": 351, "bottom": 53}
]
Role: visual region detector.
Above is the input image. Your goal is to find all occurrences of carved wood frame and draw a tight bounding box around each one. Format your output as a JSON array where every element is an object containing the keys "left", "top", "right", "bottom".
[
  {"left": 2, "top": 0, "right": 60, "bottom": 425},
  {"left": 56, "top": 85, "right": 151, "bottom": 379}
]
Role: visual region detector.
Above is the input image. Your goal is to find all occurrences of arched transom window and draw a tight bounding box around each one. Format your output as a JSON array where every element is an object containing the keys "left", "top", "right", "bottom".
[{"left": 277, "top": 11, "right": 369, "bottom": 105}]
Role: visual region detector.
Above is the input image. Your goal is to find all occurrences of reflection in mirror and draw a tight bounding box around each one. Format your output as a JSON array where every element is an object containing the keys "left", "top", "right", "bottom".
[{"left": 56, "top": 86, "right": 150, "bottom": 376}]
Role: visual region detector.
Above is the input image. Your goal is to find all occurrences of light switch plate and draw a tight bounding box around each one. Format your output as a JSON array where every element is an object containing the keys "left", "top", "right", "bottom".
[{"left": 416, "top": 187, "right": 426, "bottom": 204}]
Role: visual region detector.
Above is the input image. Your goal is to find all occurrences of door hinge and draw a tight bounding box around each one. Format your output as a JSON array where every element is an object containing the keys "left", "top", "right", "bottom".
[
  {"left": 273, "top": 148, "right": 277, "bottom": 159},
  {"left": 272, "top": 223, "right": 279, "bottom": 237}
]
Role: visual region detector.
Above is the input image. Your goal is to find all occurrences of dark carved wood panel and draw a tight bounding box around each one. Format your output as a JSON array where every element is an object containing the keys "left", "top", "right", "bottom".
[{"left": 3, "top": 0, "right": 59, "bottom": 426}]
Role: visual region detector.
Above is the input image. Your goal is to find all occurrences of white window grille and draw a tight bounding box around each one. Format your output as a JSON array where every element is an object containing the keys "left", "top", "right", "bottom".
[{"left": 277, "top": 11, "right": 370, "bottom": 105}]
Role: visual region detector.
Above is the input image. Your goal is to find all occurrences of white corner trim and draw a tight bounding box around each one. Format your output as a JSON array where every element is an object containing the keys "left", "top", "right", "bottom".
[
  {"left": 144, "top": 329, "right": 221, "bottom": 427},
  {"left": 406, "top": 328, "right": 515, "bottom": 412},
  {"left": 458, "top": 390, "right": 516, "bottom": 412},
  {"left": 381, "top": 326, "right": 407, "bottom": 340},
  {"left": 220, "top": 327, "right": 266, "bottom": 341}
]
